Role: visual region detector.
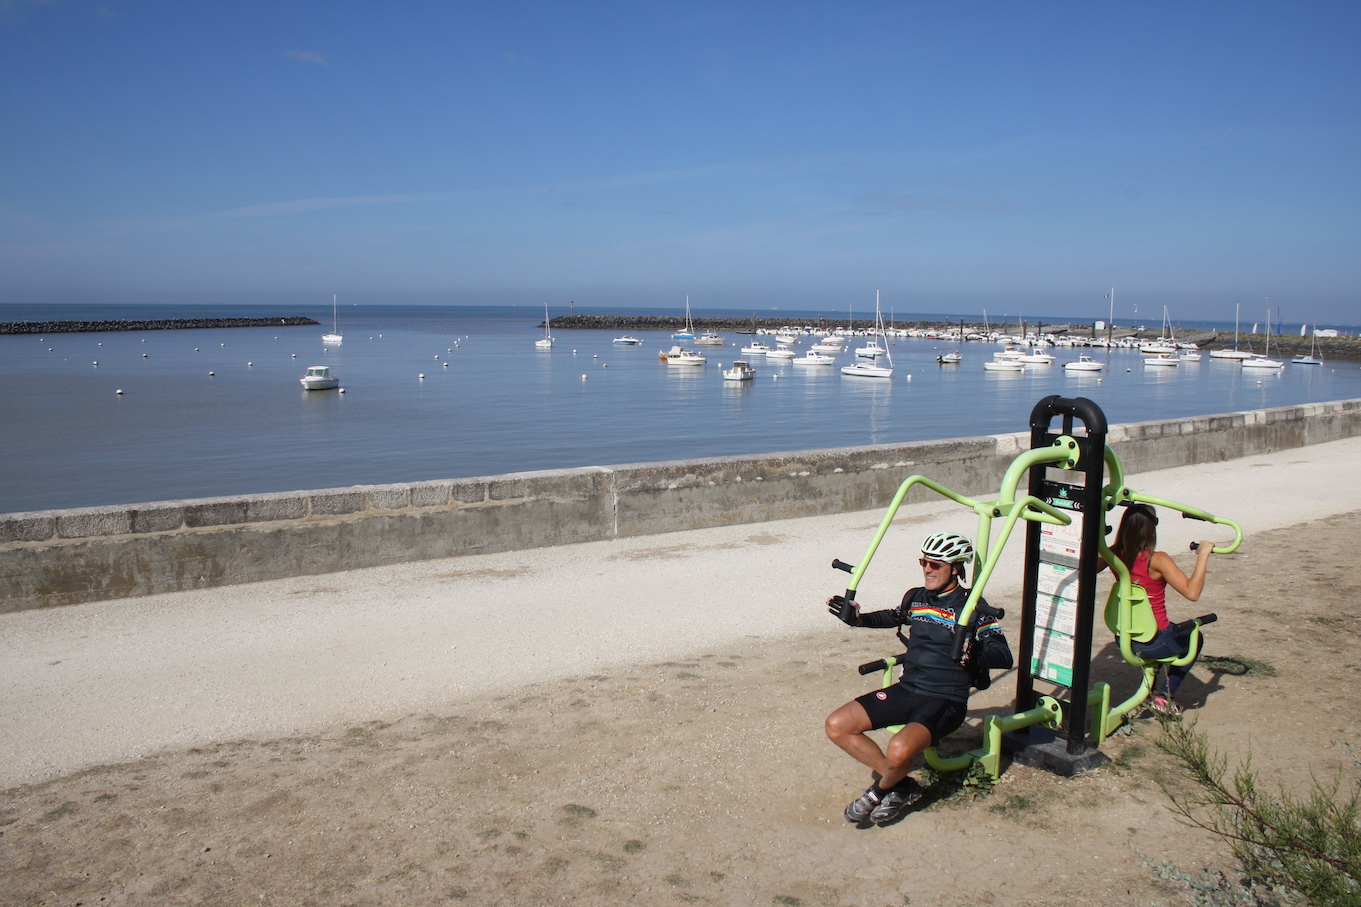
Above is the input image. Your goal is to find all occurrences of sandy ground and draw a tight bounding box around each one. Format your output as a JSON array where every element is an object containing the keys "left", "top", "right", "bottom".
[{"left": 3, "top": 437, "right": 1361, "bottom": 906}]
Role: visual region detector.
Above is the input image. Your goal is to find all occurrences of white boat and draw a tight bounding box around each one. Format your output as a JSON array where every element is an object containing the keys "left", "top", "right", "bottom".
[
  {"left": 613, "top": 335, "right": 643, "bottom": 345},
  {"left": 740, "top": 341, "right": 773, "bottom": 356},
  {"left": 792, "top": 351, "right": 836, "bottom": 366},
  {"left": 936, "top": 351, "right": 962, "bottom": 364},
  {"left": 983, "top": 360, "right": 1024, "bottom": 372},
  {"left": 1292, "top": 327, "right": 1323, "bottom": 365},
  {"left": 300, "top": 365, "right": 339, "bottom": 390},
  {"left": 1143, "top": 353, "right": 1180, "bottom": 367},
  {"left": 694, "top": 331, "right": 725, "bottom": 346},
  {"left": 658, "top": 345, "right": 685, "bottom": 362},
  {"left": 775, "top": 330, "right": 800, "bottom": 346},
  {"left": 666, "top": 349, "right": 706, "bottom": 366},
  {"left": 1063, "top": 355, "right": 1104, "bottom": 372},
  {"left": 1179, "top": 351, "right": 1202, "bottom": 362},
  {"left": 722, "top": 359, "right": 755, "bottom": 381},
  {"left": 672, "top": 296, "right": 695, "bottom": 340},
  {"left": 534, "top": 303, "right": 553, "bottom": 349},
  {"left": 1241, "top": 308, "right": 1285, "bottom": 369},
  {"left": 841, "top": 291, "right": 893, "bottom": 379},
  {"left": 1139, "top": 306, "right": 1177, "bottom": 354},
  {"left": 1018, "top": 351, "right": 1056, "bottom": 365},
  {"left": 765, "top": 347, "right": 796, "bottom": 360},
  {"left": 321, "top": 294, "right": 343, "bottom": 345},
  {"left": 810, "top": 336, "right": 845, "bottom": 353},
  {"left": 855, "top": 339, "right": 887, "bottom": 358},
  {"left": 1210, "top": 303, "right": 1255, "bottom": 359}
]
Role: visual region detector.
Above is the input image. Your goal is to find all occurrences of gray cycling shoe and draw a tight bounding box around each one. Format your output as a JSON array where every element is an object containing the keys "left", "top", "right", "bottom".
[
  {"left": 843, "top": 787, "right": 882, "bottom": 824},
  {"left": 869, "top": 778, "right": 923, "bottom": 825}
]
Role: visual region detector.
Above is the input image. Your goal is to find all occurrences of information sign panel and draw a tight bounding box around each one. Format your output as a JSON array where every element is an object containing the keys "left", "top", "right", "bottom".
[{"left": 1031, "top": 481, "right": 1085, "bottom": 686}]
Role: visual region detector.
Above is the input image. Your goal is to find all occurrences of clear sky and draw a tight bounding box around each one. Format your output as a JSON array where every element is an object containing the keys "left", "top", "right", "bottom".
[{"left": 2, "top": 1, "right": 1358, "bottom": 322}]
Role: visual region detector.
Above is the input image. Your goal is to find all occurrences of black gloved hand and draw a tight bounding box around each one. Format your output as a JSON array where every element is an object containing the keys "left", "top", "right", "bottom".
[{"left": 828, "top": 595, "right": 860, "bottom": 626}]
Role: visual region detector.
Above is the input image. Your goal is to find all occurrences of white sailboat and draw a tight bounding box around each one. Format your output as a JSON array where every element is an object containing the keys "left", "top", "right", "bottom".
[
  {"left": 1139, "top": 307, "right": 1176, "bottom": 354},
  {"left": 1210, "top": 303, "right": 1254, "bottom": 359},
  {"left": 672, "top": 296, "right": 695, "bottom": 340},
  {"left": 322, "top": 294, "right": 343, "bottom": 345},
  {"left": 842, "top": 291, "right": 893, "bottom": 378},
  {"left": 535, "top": 303, "right": 553, "bottom": 349},
  {"left": 1241, "top": 308, "right": 1284, "bottom": 370},
  {"left": 1292, "top": 327, "right": 1323, "bottom": 365}
]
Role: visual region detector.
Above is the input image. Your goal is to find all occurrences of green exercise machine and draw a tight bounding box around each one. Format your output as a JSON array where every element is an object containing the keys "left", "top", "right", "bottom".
[{"left": 832, "top": 395, "right": 1241, "bottom": 778}]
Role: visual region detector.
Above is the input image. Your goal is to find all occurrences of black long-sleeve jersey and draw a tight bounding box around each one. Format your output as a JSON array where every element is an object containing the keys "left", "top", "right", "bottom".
[{"left": 858, "top": 583, "right": 1006, "bottom": 701}]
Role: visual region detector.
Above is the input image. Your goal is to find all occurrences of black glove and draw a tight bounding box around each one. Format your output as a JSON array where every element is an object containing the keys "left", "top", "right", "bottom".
[{"left": 828, "top": 595, "right": 860, "bottom": 626}]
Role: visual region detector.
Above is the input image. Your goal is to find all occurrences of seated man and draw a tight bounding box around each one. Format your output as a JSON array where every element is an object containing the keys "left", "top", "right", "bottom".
[{"left": 824, "top": 531, "right": 1011, "bottom": 826}]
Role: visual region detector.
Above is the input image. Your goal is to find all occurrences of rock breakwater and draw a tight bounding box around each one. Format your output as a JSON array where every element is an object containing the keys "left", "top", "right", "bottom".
[{"left": 0, "top": 317, "right": 320, "bottom": 335}]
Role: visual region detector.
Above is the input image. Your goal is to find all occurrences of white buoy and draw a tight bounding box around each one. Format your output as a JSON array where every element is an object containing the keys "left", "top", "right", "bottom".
[
  {"left": 581, "top": 374, "right": 587, "bottom": 381},
  {"left": 434, "top": 355, "right": 439, "bottom": 360},
  {"left": 593, "top": 354, "right": 598, "bottom": 359},
  {"left": 115, "top": 389, "right": 123, "bottom": 395},
  {"left": 48, "top": 348, "right": 52, "bottom": 351},
  {"left": 573, "top": 350, "right": 577, "bottom": 354},
  {"left": 208, "top": 371, "right": 215, "bottom": 376},
  {"left": 195, "top": 348, "right": 199, "bottom": 352},
  {"left": 906, "top": 374, "right": 912, "bottom": 380},
  {"left": 221, "top": 343, "right": 224, "bottom": 347},
  {"left": 773, "top": 375, "right": 778, "bottom": 380},
  {"left": 338, "top": 388, "right": 345, "bottom": 394},
  {"left": 443, "top": 362, "right": 448, "bottom": 368},
  {"left": 292, "top": 353, "right": 297, "bottom": 358},
  {"left": 602, "top": 363, "right": 607, "bottom": 368},
  {"left": 419, "top": 373, "right": 425, "bottom": 379},
  {"left": 142, "top": 353, "right": 148, "bottom": 358},
  {"left": 92, "top": 361, "right": 97, "bottom": 366},
  {"left": 447, "top": 348, "right": 452, "bottom": 353},
  {"left": 97, "top": 342, "right": 102, "bottom": 346}
]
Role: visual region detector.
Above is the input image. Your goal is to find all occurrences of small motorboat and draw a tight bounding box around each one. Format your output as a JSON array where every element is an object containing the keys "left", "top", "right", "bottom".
[
  {"left": 658, "top": 345, "right": 685, "bottom": 362},
  {"left": 1142, "top": 354, "right": 1180, "bottom": 367},
  {"left": 665, "top": 349, "right": 707, "bottom": 366},
  {"left": 740, "top": 341, "right": 773, "bottom": 356},
  {"left": 937, "top": 351, "right": 962, "bottom": 364},
  {"left": 810, "top": 336, "right": 845, "bottom": 353},
  {"left": 723, "top": 360, "right": 756, "bottom": 381},
  {"left": 983, "top": 360, "right": 1024, "bottom": 372},
  {"left": 764, "top": 347, "right": 796, "bottom": 360},
  {"left": 1018, "top": 352, "right": 1056, "bottom": 365},
  {"left": 694, "top": 331, "right": 725, "bottom": 346},
  {"left": 1240, "top": 355, "right": 1284, "bottom": 370},
  {"left": 300, "top": 365, "right": 340, "bottom": 390},
  {"left": 791, "top": 351, "right": 836, "bottom": 366},
  {"left": 1179, "top": 351, "right": 1202, "bottom": 362},
  {"left": 613, "top": 335, "right": 643, "bottom": 345},
  {"left": 855, "top": 340, "right": 887, "bottom": 359},
  {"left": 1063, "top": 355, "right": 1104, "bottom": 372}
]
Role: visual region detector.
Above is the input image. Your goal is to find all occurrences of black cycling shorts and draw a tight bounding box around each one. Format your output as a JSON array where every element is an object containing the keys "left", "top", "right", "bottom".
[{"left": 855, "top": 685, "right": 967, "bottom": 744}]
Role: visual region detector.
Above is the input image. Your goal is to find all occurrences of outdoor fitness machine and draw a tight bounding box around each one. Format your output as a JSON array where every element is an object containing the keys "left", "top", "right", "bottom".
[{"left": 832, "top": 395, "right": 1241, "bottom": 778}]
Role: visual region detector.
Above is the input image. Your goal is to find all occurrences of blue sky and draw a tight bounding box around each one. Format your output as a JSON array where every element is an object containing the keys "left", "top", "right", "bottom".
[{"left": 2, "top": 1, "right": 1358, "bottom": 322}]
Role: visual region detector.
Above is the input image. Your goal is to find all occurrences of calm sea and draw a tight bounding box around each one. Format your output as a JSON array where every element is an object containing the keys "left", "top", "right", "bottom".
[{"left": 3, "top": 302, "right": 1358, "bottom": 514}]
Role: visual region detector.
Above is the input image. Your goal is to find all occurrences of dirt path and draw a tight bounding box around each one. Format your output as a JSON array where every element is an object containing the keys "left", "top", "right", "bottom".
[{"left": 3, "top": 511, "right": 1356, "bottom": 907}]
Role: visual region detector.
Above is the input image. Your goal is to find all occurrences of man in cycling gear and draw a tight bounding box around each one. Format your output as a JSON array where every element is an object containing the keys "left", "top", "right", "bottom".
[{"left": 825, "top": 532, "right": 1011, "bottom": 826}]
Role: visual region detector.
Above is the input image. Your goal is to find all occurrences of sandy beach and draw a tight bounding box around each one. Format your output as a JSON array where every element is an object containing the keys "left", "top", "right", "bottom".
[{"left": 3, "top": 437, "right": 1361, "bottom": 906}]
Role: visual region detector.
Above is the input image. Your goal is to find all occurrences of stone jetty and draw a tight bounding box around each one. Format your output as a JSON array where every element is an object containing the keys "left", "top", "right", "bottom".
[{"left": 0, "top": 317, "right": 320, "bottom": 335}]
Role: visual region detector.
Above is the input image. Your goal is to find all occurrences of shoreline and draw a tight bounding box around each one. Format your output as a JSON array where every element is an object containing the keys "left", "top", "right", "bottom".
[{"left": 0, "top": 317, "right": 321, "bottom": 334}]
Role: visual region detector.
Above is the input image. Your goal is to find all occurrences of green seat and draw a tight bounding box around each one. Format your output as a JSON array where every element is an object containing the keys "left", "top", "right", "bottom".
[{"left": 1103, "top": 583, "right": 1202, "bottom": 669}]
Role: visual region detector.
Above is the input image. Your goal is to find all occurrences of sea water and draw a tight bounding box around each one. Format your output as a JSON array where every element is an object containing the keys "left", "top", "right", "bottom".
[{"left": 2, "top": 303, "right": 1358, "bottom": 513}]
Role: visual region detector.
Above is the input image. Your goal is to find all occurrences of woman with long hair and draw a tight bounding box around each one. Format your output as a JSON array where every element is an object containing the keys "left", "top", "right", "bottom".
[{"left": 1107, "top": 503, "right": 1214, "bottom": 712}]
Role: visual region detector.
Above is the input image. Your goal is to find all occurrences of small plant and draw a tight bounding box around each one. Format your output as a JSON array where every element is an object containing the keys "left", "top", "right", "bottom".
[
  {"left": 1199, "top": 655, "right": 1278, "bottom": 678},
  {"left": 1154, "top": 715, "right": 1361, "bottom": 906},
  {"left": 664, "top": 874, "right": 684, "bottom": 886},
  {"left": 623, "top": 839, "right": 645, "bottom": 853},
  {"left": 989, "top": 794, "right": 1035, "bottom": 814},
  {"left": 562, "top": 804, "right": 597, "bottom": 819},
  {"left": 773, "top": 897, "right": 802, "bottom": 907}
]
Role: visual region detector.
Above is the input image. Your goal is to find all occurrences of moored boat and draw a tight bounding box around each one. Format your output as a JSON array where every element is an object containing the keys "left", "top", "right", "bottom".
[
  {"left": 300, "top": 365, "right": 340, "bottom": 390},
  {"left": 722, "top": 359, "right": 755, "bottom": 381}
]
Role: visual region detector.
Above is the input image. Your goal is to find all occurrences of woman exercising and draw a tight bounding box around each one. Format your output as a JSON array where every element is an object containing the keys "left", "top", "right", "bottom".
[{"left": 1107, "top": 502, "right": 1214, "bottom": 713}]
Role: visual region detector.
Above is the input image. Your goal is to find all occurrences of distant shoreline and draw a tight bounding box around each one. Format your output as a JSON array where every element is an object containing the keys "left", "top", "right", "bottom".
[{"left": 0, "top": 317, "right": 321, "bottom": 335}]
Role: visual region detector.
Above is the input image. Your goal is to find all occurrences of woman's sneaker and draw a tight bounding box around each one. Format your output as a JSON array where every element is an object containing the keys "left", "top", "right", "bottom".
[
  {"left": 843, "top": 786, "right": 882, "bottom": 824},
  {"left": 870, "top": 778, "right": 924, "bottom": 825},
  {"left": 1149, "top": 694, "right": 1181, "bottom": 716}
]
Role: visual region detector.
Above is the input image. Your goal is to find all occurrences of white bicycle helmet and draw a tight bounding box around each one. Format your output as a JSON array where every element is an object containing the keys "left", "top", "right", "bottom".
[{"left": 920, "top": 532, "right": 974, "bottom": 564}]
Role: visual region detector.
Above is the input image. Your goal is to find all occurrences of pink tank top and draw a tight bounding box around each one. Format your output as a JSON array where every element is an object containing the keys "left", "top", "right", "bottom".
[{"left": 1130, "top": 551, "right": 1170, "bottom": 630}]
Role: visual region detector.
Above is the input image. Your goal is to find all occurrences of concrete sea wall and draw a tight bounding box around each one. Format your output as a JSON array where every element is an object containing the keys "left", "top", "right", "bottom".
[{"left": 4, "top": 398, "right": 1360, "bottom": 613}]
